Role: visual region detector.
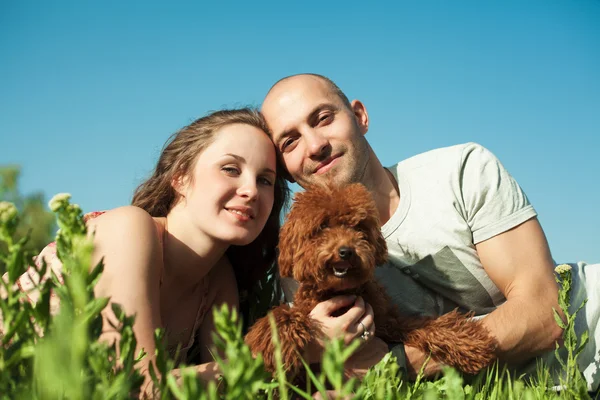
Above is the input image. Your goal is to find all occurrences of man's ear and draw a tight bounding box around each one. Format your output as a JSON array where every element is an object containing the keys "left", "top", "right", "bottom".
[{"left": 351, "top": 99, "right": 369, "bottom": 135}]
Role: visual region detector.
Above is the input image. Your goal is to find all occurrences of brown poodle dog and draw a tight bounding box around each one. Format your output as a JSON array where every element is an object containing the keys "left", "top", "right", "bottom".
[{"left": 245, "top": 183, "right": 497, "bottom": 379}]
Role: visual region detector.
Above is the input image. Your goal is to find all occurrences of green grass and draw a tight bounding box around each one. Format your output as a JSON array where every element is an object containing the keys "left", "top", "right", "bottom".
[{"left": 0, "top": 195, "right": 595, "bottom": 399}]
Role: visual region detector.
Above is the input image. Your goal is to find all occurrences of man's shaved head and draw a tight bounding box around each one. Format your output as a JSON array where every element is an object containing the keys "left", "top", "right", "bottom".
[
  {"left": 260, "top": 73, "right": 372, "bottom": 188},
  {"left": 264, "top": 73, "right": 351, "bottom": 109}
]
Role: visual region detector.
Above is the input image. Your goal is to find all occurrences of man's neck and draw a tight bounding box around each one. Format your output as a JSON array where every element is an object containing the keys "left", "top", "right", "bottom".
[{"left": 361, "top": 149, "right": 400, "bottom": 226}]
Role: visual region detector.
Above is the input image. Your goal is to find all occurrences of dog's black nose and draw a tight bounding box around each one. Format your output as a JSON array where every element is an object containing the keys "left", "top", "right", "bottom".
[{"left": 338, "top": 246, "right": 353, "bottom": 260}]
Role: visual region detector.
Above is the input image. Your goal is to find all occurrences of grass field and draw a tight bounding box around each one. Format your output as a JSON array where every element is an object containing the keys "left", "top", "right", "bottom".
[{"left": 0, "top": 195, "right": 596, "bottom": 399}]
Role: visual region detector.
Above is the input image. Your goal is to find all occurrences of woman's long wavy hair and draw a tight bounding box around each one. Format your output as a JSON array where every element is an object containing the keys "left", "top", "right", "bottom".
[{"left": 131, "top": 108, "right": 289, "bottom": 298}]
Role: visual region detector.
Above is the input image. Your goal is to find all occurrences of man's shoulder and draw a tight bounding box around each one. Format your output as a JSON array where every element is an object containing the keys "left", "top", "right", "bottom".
[{"left": 388, "top": 142, "right": 486, "bottom": 171}]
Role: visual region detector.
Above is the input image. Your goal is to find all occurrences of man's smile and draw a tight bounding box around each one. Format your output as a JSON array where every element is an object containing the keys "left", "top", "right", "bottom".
[{"left": 313, "top": 154, "right": 342, "bottom": 175}]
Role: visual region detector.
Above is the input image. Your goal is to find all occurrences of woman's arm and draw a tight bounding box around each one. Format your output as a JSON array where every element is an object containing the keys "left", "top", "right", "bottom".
[{"left": 88, "top": 206, "right": 164, "bottom": 377}]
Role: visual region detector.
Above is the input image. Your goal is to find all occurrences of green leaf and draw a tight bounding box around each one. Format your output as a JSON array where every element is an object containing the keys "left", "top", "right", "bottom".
[
  {"left": 31, "top": 281, "right": 52, "bottom": 328},
  {"left": 166, "top": 374, "right": 185, "bottom": 399},
  {"left": 575, "top": 298, "right": 588, "bottom": 315},
  {"left": 7, "top": 244, "right": 26, "bottom": 283},
  {"left": 86, "top": 259, "right": 105, "bottom": 288},
  {"left": 2, "top": 309, "right": 28, "bottom": 344},
  {"left": 552, "top": 308, "right": 567, "bottom": 329},
  {"left": 4, "top": 342, "right": 36, "bottom": 368},
  {"left": 575, "top": 330, "right": 589, "bottom": 357},
  {"left": 111, "top": 302, "right": 125, "bottom": 321},
  {"left": 299, "top": 357, "right": 328, "bottom": 398},
  {"left": 83, "top": 297, "right": 110, "bottom": 321}
]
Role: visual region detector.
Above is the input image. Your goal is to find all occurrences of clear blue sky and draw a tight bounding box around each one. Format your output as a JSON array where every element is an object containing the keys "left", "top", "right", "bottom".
[{"left": 1, "top": 1, "right": 598, "bottom": 264}]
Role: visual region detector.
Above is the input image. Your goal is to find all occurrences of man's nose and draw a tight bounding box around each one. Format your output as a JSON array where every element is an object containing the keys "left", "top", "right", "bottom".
[{"left": 305, "top": 130, "right": 329, "bottom": 157}]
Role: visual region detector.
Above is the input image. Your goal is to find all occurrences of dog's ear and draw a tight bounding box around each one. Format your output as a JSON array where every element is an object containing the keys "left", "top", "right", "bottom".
[
  {"left": 277, "top": 215, "right": 297, "bottom": 278},
  {"left": 373, "top": 228, "right": 388, "bottom": 266},
  {"left": 347, "top": 183, "right": 388, "bottom": 266}
]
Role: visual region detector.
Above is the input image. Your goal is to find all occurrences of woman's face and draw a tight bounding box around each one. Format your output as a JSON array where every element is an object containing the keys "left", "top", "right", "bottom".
[{"left": 176, "top": 123, "right": 276, "bottom": 246}]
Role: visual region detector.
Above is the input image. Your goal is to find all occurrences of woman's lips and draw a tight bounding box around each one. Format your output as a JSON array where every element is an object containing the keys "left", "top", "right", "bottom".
[{"left": 225, "top": 206, "right": 255, "bottom": 222}]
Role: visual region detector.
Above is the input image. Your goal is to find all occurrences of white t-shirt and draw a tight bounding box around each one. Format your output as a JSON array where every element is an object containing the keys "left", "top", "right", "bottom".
[
  {"left": 376, "top": 142, "right": 536, "bottom": 317},
  {"left": 377, "top": 142, "right": 599, "bottom": 391}
]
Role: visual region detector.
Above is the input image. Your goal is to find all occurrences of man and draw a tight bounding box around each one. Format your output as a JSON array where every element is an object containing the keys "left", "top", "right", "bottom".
[{"left": 261, "top": 73, "right": 599, "bottom": 391}]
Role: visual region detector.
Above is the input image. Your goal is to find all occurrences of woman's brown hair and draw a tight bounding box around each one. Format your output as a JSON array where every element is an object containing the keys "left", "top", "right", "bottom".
[{"left": 131, "top": 108, "right": 289, "bottom": 298}]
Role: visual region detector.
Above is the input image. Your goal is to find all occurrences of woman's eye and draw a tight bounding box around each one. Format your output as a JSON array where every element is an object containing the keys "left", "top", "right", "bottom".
[
  {"left": 258, "top": 176, "right": 274, "bottom": 186},
  {"left": 222, "top": 166, "right": 240, "bottom": 175}
]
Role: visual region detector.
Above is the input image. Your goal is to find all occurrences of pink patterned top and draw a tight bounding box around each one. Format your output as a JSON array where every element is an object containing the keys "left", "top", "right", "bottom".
[{"left": 11, "top": 211, "right": 211, "bottom": 364}]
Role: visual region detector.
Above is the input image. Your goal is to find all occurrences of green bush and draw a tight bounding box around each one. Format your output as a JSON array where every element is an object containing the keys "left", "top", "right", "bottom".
[{"left": 0, "top": 195, "right": 594, "bottom": 399}]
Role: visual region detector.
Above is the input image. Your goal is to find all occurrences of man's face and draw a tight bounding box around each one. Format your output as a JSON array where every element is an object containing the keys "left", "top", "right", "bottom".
[{"left": 261, "top": 76, "right": 370, "bottom": 188}]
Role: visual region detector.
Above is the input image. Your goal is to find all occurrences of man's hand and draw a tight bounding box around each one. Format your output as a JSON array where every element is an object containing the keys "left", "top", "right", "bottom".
[
  {"left": 344, "top": 336, "right": 389, "bottom": 379},
  {"left": 404, "top": 344, "right": 443, "bottom": 379}
]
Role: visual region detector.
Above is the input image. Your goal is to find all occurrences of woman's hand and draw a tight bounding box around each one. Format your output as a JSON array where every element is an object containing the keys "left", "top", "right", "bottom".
[{"left": 304, "top": 295, "right": 376, "bottom": 364}]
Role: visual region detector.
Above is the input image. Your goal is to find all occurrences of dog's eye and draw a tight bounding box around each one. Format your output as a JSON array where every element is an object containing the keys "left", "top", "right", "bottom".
[
  {"left": 356, "top": 222, "right": 368, "bottom": 232},
  {"left": 320, "top": 221, "right": 328, "bottom": 230}
]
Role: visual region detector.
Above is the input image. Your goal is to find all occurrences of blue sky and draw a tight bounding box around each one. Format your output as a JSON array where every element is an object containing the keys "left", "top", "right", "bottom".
[{"left": 1, "top": 1, "right": 598, "bottom": 263}]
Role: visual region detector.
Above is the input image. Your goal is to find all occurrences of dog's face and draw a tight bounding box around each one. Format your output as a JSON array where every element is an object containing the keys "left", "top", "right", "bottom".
[{"left": 278, "top": 183, "right": 387, "bottom": 292}]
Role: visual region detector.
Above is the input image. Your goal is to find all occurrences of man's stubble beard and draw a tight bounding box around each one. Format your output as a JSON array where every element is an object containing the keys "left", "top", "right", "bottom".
[
  {"left": 295, "top": 135, "right": 371, "bottom": 188},
  {"left": 314, "top": 138, "right": 371, "bottom": 187},
  {"left": 344, "top": 136, "right": 371, "bottom": 185}
]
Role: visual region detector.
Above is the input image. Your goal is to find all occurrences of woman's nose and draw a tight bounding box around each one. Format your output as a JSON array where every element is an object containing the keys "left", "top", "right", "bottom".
[{"left": 237, "top": 180, "right": 258, "bottom": 200}]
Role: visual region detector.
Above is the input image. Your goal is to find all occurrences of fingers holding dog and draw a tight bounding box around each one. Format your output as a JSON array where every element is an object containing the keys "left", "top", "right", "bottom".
[
  {"left": 311, "top": 294, "right": 358, "bottom": 316},
  {"left": 309, "top": 295, "right": 360, "bottom": 344},
  {"left": 321, "top": 295, "right": 375, "bottom": 345},
  {"left": 356, "top": 302, "right": 375, "bottom": 345},
  {"left": 339, "top": 297, "right": 375, "bottom": 345},
  {"left": 307, "top": 295, "right": 376, "bottom": 357}
]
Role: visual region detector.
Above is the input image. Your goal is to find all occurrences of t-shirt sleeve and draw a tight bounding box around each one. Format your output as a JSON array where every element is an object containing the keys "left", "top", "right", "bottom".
[{"left": 458, "top": 143, "right": 537, "bottom": 244}]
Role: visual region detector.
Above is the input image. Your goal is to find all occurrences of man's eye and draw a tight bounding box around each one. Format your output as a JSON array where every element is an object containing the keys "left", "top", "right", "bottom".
[
  {"left": 318, "top": 113, "right": 332, "bottom": 124},
  {"left": 281, "top": 137, "right": 296, "bottom": 151}
]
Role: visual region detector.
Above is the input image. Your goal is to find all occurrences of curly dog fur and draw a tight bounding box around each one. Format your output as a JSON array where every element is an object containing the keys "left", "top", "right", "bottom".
[{"left": 245, "top": 183, "right": 497, "bottom": 379}]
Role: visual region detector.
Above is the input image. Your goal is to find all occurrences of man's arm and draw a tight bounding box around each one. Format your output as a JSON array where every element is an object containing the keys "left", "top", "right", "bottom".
[
  {"left": 475, "top": 216, "right": 563, "bottom": 361},
  {"left": 347, "top": 217, "right": 564, "bottom": 379},
  {"left": 402, "top": 217, "right": 563, "bottom": 377}
]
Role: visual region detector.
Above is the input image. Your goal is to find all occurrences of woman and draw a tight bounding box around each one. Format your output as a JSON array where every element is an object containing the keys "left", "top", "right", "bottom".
[
  {"left": 14, "top": 109, "right": 284, "bottom": 381},
  {"left": 13, "top": 108, "right": 375, "bottom": 388}
]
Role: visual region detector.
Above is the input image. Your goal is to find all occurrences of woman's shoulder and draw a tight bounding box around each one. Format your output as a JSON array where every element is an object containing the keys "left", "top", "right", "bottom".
[
  {"left": 88, "top": 205, "right": 153, "bottom": 224},
  {"left": 87, "top": 206, "right": 163, "bottom": 255},
  {"left": 88, "top": 207, "right": 165, "bottom": 291},
  {"left": 87, "top": 206, "right": 161, "bottom": 235}
]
